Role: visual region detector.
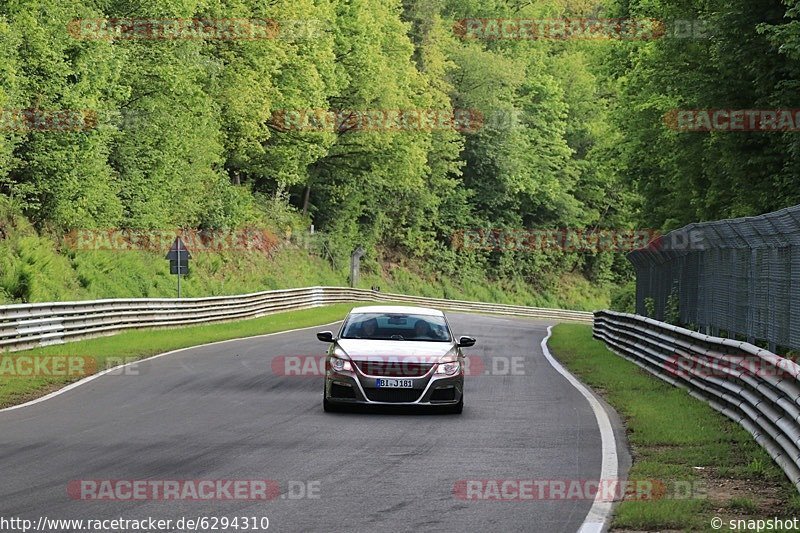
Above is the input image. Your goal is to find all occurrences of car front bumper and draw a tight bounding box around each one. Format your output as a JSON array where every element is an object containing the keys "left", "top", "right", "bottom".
[{"left": 324, "top": 369, "right": 463, "bottom": 406}]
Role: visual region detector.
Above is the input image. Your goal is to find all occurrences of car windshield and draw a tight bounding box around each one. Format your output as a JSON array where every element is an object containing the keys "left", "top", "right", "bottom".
[{"left": 340, "top": 313, "right": 451, "bottom": 342}]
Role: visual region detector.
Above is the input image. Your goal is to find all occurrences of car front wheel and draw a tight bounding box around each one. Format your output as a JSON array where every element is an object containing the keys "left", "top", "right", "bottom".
[{"left": 323, "top": 397, "right": 335, "bottom": 412}]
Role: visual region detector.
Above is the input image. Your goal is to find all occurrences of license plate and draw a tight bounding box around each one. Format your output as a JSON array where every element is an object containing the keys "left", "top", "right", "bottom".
[{"left": 376, "top": 378, "right": 413, "bottom": 388}]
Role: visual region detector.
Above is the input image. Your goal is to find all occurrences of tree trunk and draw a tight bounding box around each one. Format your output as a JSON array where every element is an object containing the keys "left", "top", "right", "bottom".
[{"left": 302, "top": 184, "right": 311, "bottom": 216}]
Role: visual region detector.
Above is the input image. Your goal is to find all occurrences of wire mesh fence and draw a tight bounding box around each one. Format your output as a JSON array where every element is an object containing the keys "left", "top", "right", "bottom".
[{"left": 628, "top": 204, "right": 800, "bottom": 352}]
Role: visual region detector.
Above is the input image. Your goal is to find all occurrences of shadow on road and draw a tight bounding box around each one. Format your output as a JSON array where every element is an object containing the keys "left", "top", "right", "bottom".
[{"left": 324, "top": 404, "right": 463, "bottom": 416}]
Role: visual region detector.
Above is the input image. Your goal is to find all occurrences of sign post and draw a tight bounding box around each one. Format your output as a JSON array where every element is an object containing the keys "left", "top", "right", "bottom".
[
  {"left": 165, "top": 237, "right": 191, "bottom": 298},
  {"left": 350, "top": 245, "right": 365, "bottom": 288}
]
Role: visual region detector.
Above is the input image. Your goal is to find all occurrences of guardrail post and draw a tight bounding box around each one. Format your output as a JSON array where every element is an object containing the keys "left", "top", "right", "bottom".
[{"left": 349, "top": 246, "right": 365, "bottom": 288}]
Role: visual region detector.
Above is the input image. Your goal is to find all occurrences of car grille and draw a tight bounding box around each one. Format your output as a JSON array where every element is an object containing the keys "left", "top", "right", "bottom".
[
  {"left": 364, "top": 388, "right": 422, "bottom": 403},
  {"left": 354, "top": 361, "right": 435, "bottom": 377}
]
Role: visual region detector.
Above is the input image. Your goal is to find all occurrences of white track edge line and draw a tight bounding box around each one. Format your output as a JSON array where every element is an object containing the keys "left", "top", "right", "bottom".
[
  {"left": 0, "top": 320, "right": 341, "bottom": 414},
  {"left": 540, "top": 325, "right": 619, "bottom": 533}
]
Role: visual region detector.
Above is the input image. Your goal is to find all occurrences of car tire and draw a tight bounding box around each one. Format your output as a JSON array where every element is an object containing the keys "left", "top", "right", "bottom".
[
  {"left": 324, "top": 396, "right": 349, "bottom": 413},
  {"left": 323, "top": 397, "right": 337, "bottom": 413}
]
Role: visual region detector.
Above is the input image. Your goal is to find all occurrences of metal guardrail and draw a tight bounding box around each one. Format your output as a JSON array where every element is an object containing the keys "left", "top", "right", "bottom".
[
  {"left": 594, "top": 309, "right": 800, "bottom": 491},
  {"left": 0, "top": 286, "right": 592, "bottom": 352}
]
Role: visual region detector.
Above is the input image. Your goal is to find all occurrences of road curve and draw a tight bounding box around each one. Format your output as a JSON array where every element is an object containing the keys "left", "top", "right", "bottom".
[{"left": 0, "top": 313, "right": 624, "bottom": 532}]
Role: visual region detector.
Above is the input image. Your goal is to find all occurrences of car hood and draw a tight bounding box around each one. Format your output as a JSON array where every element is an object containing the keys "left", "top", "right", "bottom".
[{"left": 335, "top": 339, "right": 455, "bottom": 362}]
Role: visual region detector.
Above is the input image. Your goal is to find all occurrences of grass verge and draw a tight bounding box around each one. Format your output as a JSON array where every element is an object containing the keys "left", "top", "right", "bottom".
[
  {"left": 548, "top": 323, "right": 800, "bottom": 532},
  {"left": 0, "top": 303, "right": 355, "bottom": 409}
]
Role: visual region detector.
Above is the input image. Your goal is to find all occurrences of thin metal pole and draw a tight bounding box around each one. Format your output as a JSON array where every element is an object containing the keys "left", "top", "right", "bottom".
[{"left": 177, "top": 241, "right": 182, "bottom": 299}]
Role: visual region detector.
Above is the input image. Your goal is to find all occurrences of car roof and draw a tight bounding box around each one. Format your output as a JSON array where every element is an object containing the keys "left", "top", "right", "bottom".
[{"left": 348, "top": 305, "right": 445, "bottom": 317}]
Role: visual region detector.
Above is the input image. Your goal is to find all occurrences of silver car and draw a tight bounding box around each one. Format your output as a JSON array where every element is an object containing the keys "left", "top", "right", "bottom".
[{"left": 317, "top": 305, "right": 475, "bottom": 414}]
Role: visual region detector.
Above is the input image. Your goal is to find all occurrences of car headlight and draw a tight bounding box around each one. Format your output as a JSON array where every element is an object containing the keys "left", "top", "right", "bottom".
[
  {"left": 330, "top": 357, "right": 353, "bottom": 373},
  {"left": 436, "top": 361, "right": 460, "bottom": 375}
]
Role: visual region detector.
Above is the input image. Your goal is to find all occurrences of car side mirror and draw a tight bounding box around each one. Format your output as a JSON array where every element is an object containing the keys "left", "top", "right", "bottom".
[
  {"left": 316, "top": 331, "right": 334, "bottom": 343},
  {"left": 458, "top": 336, "right": 476, "bottom": 348}
]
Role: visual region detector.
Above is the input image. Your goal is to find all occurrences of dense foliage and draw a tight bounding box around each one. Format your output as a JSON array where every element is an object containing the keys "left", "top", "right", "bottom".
[
  {"left": 1, "top": 0, "right": 798, "bottom": 302},
  {"left": 607, "top": 0, "right": 800, "bottom": 230}
]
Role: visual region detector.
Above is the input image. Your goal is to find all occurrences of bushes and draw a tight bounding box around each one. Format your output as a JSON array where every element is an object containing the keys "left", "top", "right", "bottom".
[{"left": 610, "top": 280, "right": 636, "bottom": 313}]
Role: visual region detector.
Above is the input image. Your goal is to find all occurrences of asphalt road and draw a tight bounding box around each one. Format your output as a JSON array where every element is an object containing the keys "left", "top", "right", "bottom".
[{"left": 0, "top": 313, "right": 626, "bottom": 532}]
